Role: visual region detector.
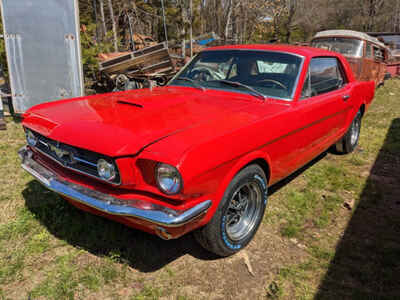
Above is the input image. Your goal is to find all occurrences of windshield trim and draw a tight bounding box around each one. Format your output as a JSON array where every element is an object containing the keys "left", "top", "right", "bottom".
[{"left": 167, "top": 49, "right": 305, "bottom": 101}]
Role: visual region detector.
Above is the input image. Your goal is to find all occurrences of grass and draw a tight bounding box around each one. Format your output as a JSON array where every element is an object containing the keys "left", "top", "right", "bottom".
[
  {"left": 0, "top": 79, "right": 400, "bottom": 299},
  {"left": 264, "top": 80, "right": 400, "bottom": 299}
]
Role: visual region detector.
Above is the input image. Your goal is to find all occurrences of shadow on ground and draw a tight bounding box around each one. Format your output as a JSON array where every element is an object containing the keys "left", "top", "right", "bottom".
[
  {"left": 21, "top": 150, "right": 329, "bottom": 273},
  {"left": 315, "top": 118, "right": 400, "bottom": 299},
  {"left": 22, "top": 181, "right": 220, "bottom": 273}
]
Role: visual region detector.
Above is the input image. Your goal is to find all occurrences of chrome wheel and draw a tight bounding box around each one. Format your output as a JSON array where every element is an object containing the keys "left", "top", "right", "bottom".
[
  {"left": 350, "top": 114, "right": 361, "bottom": 146},
  {"left": 225, "top": 181, "right": 263, "bottom": 241},
  {"left": 194, "top": 164, "right": 267, "bottom": 256}
]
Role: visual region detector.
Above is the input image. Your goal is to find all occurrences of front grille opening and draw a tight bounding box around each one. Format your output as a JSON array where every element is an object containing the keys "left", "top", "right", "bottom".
[{"left": 26, "top": 128, "right": 121, "bottom": 184}]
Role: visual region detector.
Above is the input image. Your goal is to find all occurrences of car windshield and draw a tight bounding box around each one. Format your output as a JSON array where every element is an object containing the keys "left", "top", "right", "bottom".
[
  {"left": 311, "top": 37, "right": 364, "bottom": 58},
  {"left": 169, "top": 50, "right": 303, "bottom": 100}
]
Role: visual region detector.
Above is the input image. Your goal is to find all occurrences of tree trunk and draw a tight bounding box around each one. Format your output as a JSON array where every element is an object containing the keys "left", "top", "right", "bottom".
[
  {"left": 99, "top": 0, "right": 107, "bottom": 38},
  {"left": 283, "top": 0, "right": 297, "bottom": 43},
  {"left": 190, "top": 0, "right": 193, "bottom": 57},
  {"left": 241, "top": 1, "right": 247, "bottom": 43},
  {"left": 179, "top": 0, "right": 186, "bottom": 58},
  {"left": 395, "top": 0, "right": 400, "bottom": 32},
  {"left": 224, "top": 0, "right": 233, "bottom": 40},
  {"left": 107, "top": 0, "right": 118, "bottom": 51}
]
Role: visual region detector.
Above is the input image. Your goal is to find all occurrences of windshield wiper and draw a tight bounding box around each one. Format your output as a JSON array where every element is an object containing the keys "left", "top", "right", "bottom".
[
  {"left": 175, "top": 77, "right": 206, "bottom": 91},
  {"left": 217, "top": 80, "right": 266, "bottom": 101}
]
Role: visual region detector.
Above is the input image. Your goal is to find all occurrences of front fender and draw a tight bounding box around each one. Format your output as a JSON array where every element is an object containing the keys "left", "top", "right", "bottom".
[{"left": 196, "top": 150, "right": 272, "bottom": 226}]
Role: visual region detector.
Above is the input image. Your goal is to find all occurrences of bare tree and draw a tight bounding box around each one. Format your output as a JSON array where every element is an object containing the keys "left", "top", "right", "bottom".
[
  {"left": 98, "top": 0, "right": 107, "bottom": 38},
  {"left": 107, "top": 0, "right": 118, "bottom": 51},
  {"left": 80, "top": 0, "right": 400, "bottom": 50},
  {"left": 223, "top": 0, "right": 233, "bottom": 40}
]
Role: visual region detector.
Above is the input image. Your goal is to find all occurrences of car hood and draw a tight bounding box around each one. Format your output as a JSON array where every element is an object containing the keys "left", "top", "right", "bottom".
[{"left": 23, "top": 86, "right": 266, "bottom": 157}]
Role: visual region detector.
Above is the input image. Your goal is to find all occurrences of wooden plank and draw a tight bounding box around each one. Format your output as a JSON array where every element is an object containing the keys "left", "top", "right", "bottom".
[
  {"left": 127, "top": 60, "right": 173, "bottom": 74},
  {"left": 132, "top": 43, "right": 166, "bottom": 57},
  {"left": 127, "top": 68, "right": 175, "bottom": 80},
  {"left": 101, "top": 48, "right": 172, "bottom": 74},
  {"left": 101, "top": 49, "right": 169, "bottom": 72},
  {"left": 99, "top": 53, "right": 133, "bottom": 69},
  {"left": 99, "top": 42, "right": 168, "bottom": 71}
]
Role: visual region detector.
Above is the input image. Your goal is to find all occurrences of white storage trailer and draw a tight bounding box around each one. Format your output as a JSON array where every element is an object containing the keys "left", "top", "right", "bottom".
[{"left": 0, "top": 0, "right": 84, "bottom": 114}]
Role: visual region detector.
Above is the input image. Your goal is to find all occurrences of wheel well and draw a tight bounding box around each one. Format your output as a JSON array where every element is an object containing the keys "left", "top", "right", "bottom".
[
  {"left": 245, "top": 158, "right": 270, "bottom": 183},
  {"left": 360, "top": 104, "right": 365, "bottom": 117}
]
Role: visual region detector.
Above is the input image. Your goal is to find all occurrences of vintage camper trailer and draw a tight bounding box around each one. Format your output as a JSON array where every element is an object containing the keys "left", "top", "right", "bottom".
[{"left": 311, "top": 30, "right": 389, "bottom": 87}]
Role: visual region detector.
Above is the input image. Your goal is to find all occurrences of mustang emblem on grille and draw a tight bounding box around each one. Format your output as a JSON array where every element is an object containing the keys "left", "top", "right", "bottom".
[{"left": 49, "top": 144, "right": 75, "bottom": 163}]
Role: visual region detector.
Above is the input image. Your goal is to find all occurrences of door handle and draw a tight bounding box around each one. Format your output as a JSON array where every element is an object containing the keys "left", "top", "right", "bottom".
[{"left": 342, "top": 95, "right": 350, "bottom": 101}]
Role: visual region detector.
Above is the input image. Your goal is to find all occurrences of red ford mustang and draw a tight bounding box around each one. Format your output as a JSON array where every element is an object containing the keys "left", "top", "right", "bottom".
[{"left": 19, "top": 45, "right": 375, "bottom": 256}]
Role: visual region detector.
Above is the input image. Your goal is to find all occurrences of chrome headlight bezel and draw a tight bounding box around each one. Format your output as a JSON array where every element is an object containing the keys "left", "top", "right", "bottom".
[
  {"left": 97, "top": 158, "right": 116, "bottom": 181},
  {"left": 25, "top": 129, "right": 38, "bottom": 147},
  {"left": 155, "top": 163, "right": 182, "bottom": 195}
]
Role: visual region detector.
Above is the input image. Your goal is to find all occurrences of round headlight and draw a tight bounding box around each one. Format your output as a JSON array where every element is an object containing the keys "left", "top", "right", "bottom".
[
  {"left": 97, "top": 159, "right": 116, "bottom": 181},
  {"left": 156, "top": 163, "right": 182, "bottom": 195},
  {"left": 26, "top": 129, "right": 37, "bottom": 147}
]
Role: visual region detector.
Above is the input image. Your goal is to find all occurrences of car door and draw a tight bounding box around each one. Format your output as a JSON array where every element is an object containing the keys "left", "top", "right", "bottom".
[{"left": 292, "top": 57, "right": 352, "bottom": 167}]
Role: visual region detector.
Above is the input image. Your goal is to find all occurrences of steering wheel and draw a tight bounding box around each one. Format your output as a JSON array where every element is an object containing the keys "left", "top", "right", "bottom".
[
  {"left": 255, "top": 79, "right": 288, "bottom": 91},
  {"left": 190, "top": 69, "right": 212, "bottom": 81}
]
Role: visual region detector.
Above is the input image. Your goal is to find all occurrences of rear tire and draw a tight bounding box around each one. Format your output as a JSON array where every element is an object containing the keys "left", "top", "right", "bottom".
[
  {"left": 194, "top": 164, "right": 268, "bottom": 257},
  {"left": 335, "top": 110, "right": 362, "bottom": 154}
]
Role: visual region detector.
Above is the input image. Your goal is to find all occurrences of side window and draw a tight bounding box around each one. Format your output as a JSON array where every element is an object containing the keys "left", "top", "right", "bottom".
[
  {"left": 308, "top": 57, "right": 345, "bottom": 96},
  {"left": 373, "top": 46, "right": 384, "bottom": 61},
  {"left": 366, "top": 42, "right": 373, "bottom": 58}
]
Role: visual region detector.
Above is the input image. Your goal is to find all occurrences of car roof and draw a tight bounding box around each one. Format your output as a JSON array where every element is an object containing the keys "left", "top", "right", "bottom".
[{"left": 204, "top": 44, "right": 338, "bottom": 58}]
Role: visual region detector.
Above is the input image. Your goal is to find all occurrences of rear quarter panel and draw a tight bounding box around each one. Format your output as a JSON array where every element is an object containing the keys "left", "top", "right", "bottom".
[{"left": 337, "top": 54, "right": 375, "bottom": 124}]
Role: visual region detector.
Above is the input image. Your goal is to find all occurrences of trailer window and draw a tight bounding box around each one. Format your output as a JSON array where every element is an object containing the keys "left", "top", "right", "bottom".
[
  {"left": 311, "top": 37, "right": 363, "bottom": 58},
  {"left": 373, "top": 46, "right": 384, "bottom": 61}
]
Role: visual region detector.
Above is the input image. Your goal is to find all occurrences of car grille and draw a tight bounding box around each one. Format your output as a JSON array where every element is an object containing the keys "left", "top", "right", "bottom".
[{"left": 27, "top": 129, "right": 120, "bottom": 184}]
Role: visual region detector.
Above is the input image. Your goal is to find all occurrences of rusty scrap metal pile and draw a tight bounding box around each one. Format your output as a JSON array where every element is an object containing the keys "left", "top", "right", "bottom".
[{"left": 97, "top": 32, "right": 220, "bottom": 92}]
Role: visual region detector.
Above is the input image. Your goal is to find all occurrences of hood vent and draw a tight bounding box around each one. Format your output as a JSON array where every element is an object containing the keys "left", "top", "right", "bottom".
[{"left": 117, "top": 100, "right": 143, "bottom": 108}]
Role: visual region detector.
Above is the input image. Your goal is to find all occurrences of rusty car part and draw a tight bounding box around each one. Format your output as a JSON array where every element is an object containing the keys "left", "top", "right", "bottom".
[
  {"left": 311, "top": 30, "right": 389, "bottom": 87},
  {"left": 98, "top": 42, "right": 176, "bottom": 91},
  {"left": 367, "top": 32, "right": 400, "bottom": 78}
]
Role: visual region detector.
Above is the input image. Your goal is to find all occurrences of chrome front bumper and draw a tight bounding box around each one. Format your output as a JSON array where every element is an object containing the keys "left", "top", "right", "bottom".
[{"left": 19, "top": 146, "right": 211, "bottom": 228}]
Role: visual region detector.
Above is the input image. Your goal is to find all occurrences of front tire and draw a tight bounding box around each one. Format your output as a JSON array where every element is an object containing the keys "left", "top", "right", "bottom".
[
  {"left": 336, "top": 110, "right": 362, "bottom": 154},
  {"left": 194, "top": 164, "right": 268, "bottom": 257}
]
